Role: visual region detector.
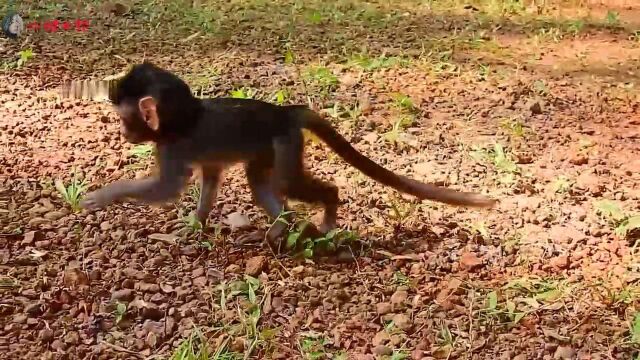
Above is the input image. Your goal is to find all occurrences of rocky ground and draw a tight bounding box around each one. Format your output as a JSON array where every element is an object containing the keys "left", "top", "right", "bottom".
[{"left": 1, "top": 0, "right": 640, "bottom": 359}]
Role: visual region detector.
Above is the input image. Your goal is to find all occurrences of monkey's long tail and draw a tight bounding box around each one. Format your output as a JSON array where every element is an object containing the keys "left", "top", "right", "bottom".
[{"left": 295, "top": 107, "right": 497, "bottom": 208}]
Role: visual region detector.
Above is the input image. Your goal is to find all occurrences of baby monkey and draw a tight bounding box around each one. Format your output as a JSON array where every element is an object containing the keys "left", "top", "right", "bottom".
[{"left": 81, "top": 62, "right": 496, "bottom": 240}]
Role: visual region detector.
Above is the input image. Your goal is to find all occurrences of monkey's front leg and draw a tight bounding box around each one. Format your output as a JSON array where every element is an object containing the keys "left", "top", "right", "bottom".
[
  {"left": 195, "top": 165, "right": 224, "bottom": 225},
  {"left": 81, "top": 174, "right": 186, "bottom": 210},
  {"left": 82, "top": 151, "right": 189, "bottom": 210}
]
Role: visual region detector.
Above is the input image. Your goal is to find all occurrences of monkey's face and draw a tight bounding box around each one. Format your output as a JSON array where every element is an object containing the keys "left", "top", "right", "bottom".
[{"left": 116, "top": 102, "right": 156, "bottom": 144}]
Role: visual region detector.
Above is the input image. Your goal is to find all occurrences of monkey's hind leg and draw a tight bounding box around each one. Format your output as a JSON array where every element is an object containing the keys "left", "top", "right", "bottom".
[
  {"left": 284, "top": 173, "right": 339, "bottom": 233},
  {"left": 245, "top": 159, "right": 291, "bottom": 243},
  {"left": 273, "top": 132, "right": 339, "bottom": 234}
]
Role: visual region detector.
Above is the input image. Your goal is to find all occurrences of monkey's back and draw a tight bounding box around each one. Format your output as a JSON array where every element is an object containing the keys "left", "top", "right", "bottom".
[{"left": 175, "top": 98, "right": 298, "bottom": 162}]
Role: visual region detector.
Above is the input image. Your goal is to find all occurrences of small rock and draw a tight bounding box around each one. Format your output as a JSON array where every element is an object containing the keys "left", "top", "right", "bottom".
[
  {"left": 575, "top": 171, "right": 600, "bottom": 194},
  {"left": 391, "top": 313, "right": 412, "bottom": 331},
  {"left": 528, "top": 99, "right": 543, "bottom": 114},
  {"left": 136, "top": 282, "right": 160, "bottom": 293},
  {"left": 192, "top": 276, "right": 207, "bottom": 287},
  {"left": 13, "top": 313, "right": 27, "bottom": 324},
  {"left": 142, "top": 320, "right": 164, "bottom": 335},
  {"left": 111, "top": 289, "right": 134, "bottom": 302},
  {"left": 39, "top": 328, "right": 54, "bottom": 343},
  {"left": 569, "top": 151, "right": 588, "bottom": 166},
  {"left": 180, "top": 246, "right": 199, "bottom": 257},
  {"left": 63, "top": 268, "right": 90, "bottom": 287},
  {"left": 459, "top": 252, "right": 483, "bottom": 271},
  {"left": 390, "top": 290, "right": 408, "bottom": 305},
  {"left": 51, "top": 339, "right": 66, "bottom": 351},
  {"left": 159, "top": 283, "right": 174, "bottom": 294},
  {"left": 192, "top": 267, "right": 205, "bottom": 277},
  {"left": 515, "top": 153, "right": 534, "bottom": 164},
  {"left": 372, "top": 330, "right": 390, "bottom": 346},
  {"left": 64, "top": 331, "right": 79, "bottom": 345},
  {"left": 100, "top": 221, "right": 113, "bottom": 231},
  {"left": 362, "top": 132, "right": 378, "bottom": 144},
  {"left": 230, "top": 337, "right": 245, "bottom": 352},
  {"left": 376, "top": 302, "right": 392, "bottom": 315},
  {"left": 25, "top": 302, "right": 43, "bottom": 316},
  {"left": 89, "top": 269, "right": 101, "bottom": 281},
  {"left": 28, "top": 217, "right": 49, "bottom": 227},
  {"left": 549, "top": 256, "right": 569, "bottom": 270},
  {"left": 22, "top": 231, "right": 43, "bottom": 245},
  {"left": 224, "top": 212, "right": 251, "bottom": 230},
  {"left": 340, "top": 72, "right": 359, "bottom": 88},
  {"left": 145, "top": 332, "right": 158, "bottom": 348},
  {"left": 141, "top": 305, "right": 164, "bottom": 321},
  {"left": 554, "top": 346, "right": 576, "bottom": 359},
  {"left": 373, "top": 345, "right": 393, "bottom": 356},
  {"left": 245, "top": 256, "right": 267, "bottom": 276},
  {"left": 148, "top": 233, "right": 179, "bottom": 243},
  {"left": 35, "top": 240, "right": 51, "bottom": 248},
  {"left": 44, "top": 211, "right": 65, "bottom": 221},
  {"left": 226, "top": 264, "right": 241, "bottom": 273}
]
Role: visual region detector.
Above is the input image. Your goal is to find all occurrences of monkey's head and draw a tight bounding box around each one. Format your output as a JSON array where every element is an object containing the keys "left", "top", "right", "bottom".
[{"left": 113, "top": 62, "right": 201, "bottom": 144}]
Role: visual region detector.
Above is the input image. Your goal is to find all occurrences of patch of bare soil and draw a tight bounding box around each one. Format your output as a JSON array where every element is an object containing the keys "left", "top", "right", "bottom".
[{"left": 1, "top": 1, "right": 639, "bottom": 359}]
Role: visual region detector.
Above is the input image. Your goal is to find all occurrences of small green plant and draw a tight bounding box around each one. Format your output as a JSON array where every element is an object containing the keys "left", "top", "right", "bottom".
[
  {"left": 482, "top": 290, "right": 526, "bottom": 325},
  {"left": 326, "top": 102, "right": 362, "bottom": 125},
  {"left": 347, "top": 53, "right": 407, "bottom": 71},
  {"left": 392, "top": 271, "right": 411, "bottom": 287},
  {"left": 55, "top": 171, "right": 89, "bottom": 212},
  {"left": 187, "top": 183, "right": 201, "bottom": 203},
  {"left": 567, "top": 19, "right": 585, "bottom": 35},
  {"left": 283, "top": 47, "right": 296, "bottom": 65},
  {"left": 552, "top": 176, "right": 572, "bottom": 194},
  {"left": 605, "top": 10, "right": 620, "bottom": 27},
  {"left": 386, "top": 198, "right": 418, "bottom": 231},
  {"left": 304, "top": 66, "right": 339, "bottom": 94},
  {"left": 181, "top": 211, "right": 204, "bottom": 235},
  {"left": 306, "top": 10, "right": 323, "bottom": 24},
  {"left": 537, "top": 27, "right": 564, "bottom": 43},
  {"left": 433, "top": 322, "right": 455, "bottom": 358},
  {"left": 113, "top": 301, "right": 127, "bottom": 324},
  {"left": 126, "top": 144, "right": 155, "bottom": 170},
  {"left": 218, "top": 275, "right": 261, "bottom": 308},
  {"left": 470, "top": 143, "right": 519, "bottom": 182},
  {"left": 229, "top": 87, "right": 255, "bottom": 99},
  {"left": 216, "top": 275, "right": 269, "bottom": 357},
  {"left": 286, "top": 224, "right": 356, "bottom": 259},
  {"left": 532, "top": 79, "right": 549, "bottom": 95},
  {"left": 3, "top": 49, "right": 35, "bottom": 70},
  {"left": 477, "top": 63, "right": 490, "bottom": 80},
  {"left": 467, "top": 221, "right": 489, "bottom": 239},
  {"left": 594, "top": 200, "right": 640, "bottom": 238},
  {"left": 129, "top": 144, "right": 154, "bottom": 160},
  {"left": 300, "top": 333, "right": 330, "bottom": 360},
  {"left": 383, "top": 116, "right": 415, "bottom": 145},
  {"left": 500, "top": 117, "right": 526, "bottom": 138},
  {"left": 16, "top": 49, "right": 34, "bottom": 68},
  {"left": 170, "top": 327, "right": 241, "bottom": 360},
  {"left": 391, "top": 93, "right": 417, "bottom": 114},
  {"left": 389, "top": 351, "right": 409, "bottom": 360},
  {"left": 272, "top": 89, "right": 290, "bottom": 105}
]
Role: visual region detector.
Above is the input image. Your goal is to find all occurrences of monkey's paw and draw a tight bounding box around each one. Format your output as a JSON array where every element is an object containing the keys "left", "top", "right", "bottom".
[{"left": 80, "top": 190, "right": 112, "bottom": 210}]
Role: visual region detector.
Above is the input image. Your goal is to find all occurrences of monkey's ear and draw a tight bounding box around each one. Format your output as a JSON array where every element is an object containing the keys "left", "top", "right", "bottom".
[{"left": 139, "top": 96, "right": 160, "bottom": 131}]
